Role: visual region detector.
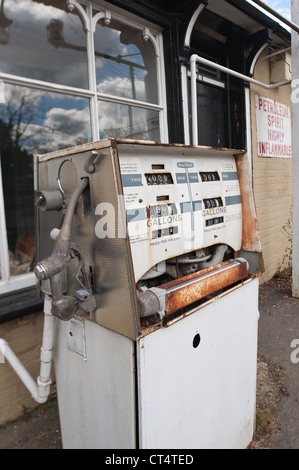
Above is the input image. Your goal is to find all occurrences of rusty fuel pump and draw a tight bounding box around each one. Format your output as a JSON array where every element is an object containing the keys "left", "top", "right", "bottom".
[{"left": 4, "top": 138, "right": 264, "bottom": 449}]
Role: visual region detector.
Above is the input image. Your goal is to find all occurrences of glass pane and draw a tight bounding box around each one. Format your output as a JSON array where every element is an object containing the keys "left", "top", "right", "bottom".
[
  {"left": 0, "top": 83, "right": 91, "bottom": 276},
  {"left": 0, "top": 0, "right": 88, "bottom": 89},
  {"left": 98, "top": 101, "right": 160, "bottom": 141},
  {"left": 188, "top": 78, "right": 227, "bottom": 148},
  {"left": 95, "top": 19, "right": 158, "bottom": 104}
]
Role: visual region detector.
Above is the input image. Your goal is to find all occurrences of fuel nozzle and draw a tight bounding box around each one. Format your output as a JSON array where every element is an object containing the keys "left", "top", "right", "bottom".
[
  {"left": 33, "top": 237, "right": 71, "bottom": 281},
  {"left": 34, "top": 178, "right": 91, "bottom": 321}
]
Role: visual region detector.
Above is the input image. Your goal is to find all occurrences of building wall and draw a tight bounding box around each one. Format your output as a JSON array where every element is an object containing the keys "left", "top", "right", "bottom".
[{"left": 251, "top": 51, "right": 293, "bottom": 283}]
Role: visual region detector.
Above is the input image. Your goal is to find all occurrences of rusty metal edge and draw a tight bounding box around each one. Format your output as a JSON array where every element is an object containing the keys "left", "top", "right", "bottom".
[
  {"left": 138, "top": 276, "right": 257, "bottom": 339},
  {"left": 165, "top": 261, "right": 248, "bottom": 315},
  {"left": 34, "top": 138, "right": 246, "bottom": 162}
]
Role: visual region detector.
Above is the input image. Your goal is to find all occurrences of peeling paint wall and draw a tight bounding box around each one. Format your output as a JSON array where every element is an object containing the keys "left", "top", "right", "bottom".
[{"left": 251, "top": 50, "right": 293, "bottom": 283}]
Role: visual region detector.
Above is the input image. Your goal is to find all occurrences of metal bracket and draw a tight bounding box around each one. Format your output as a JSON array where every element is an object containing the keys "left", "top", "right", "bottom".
[
  {"left": 67, "top": 317, "right": 87, "bottom": 360},
  {"left": 84, "top": 150, "right": 103, "bottom": 174}
]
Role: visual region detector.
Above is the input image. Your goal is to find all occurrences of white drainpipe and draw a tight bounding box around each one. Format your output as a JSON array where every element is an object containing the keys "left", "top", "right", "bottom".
[{"left": 0, "top": 296, "right": 54, "bottom": 404}]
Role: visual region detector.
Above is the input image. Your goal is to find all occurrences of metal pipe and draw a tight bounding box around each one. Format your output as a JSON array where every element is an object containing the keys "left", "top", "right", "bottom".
[
  {"left": 190, "top": 54, "right": 291, "bottom": 145},
  {"left": 164, "top": 258, "right": 248, "bottom": 316},
  {"left": 190, "top": 55, "right": 198, "bottom": 147},
  {"left": 0, "top": 339, "right": 41, "bottom": 400},
  {"left": 259, "top": 46, "right": 291, "bottom": 61},
  {"left": 249, "top": 0, "right": 299, "bottom": 34},
  {"left": 60, "top": 177, "right": 89, "bottom": 240},
  {"left": 0, "top": 296, "right": 54, "bottom": 404},
  {"left": 191, "top": 54, "right": 291, "bottom": 90},
  {"left": 138, "top": 258, "right": 249, "bottom": 318},
  {"left": 193, "top": 244, "right": 228, "bottom": 270}
]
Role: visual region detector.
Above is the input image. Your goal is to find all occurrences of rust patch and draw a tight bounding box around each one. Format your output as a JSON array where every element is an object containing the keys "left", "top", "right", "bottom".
[
  {"left": 235, "top": 153, "right": 262, "bottom": 253},
  {"left": 163, "top": 261, "right": 248, "bottom": 316}
]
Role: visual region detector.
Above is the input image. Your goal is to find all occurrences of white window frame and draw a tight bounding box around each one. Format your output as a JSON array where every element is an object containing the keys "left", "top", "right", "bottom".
[{"left": 0, "top": 0, "right": 168, "bottom": 295}]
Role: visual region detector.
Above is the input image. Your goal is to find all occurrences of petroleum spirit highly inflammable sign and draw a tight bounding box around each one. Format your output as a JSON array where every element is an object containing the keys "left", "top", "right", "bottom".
[{"left": 256, "top": 95, "right": 292, "bottom": 159}]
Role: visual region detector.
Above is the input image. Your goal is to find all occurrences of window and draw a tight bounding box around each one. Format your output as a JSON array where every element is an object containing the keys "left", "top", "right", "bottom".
[
  {"left": 183, "top": 7, "right": 246, "bottom": 149},
  {"left": 0, "top": 0, "right": 166, "bottom": 298},
  {"left": 98, "top": 101, "right": 160, "bottom": 140},
  {"left": 94, "top": 16, "right": 160, "bottom": 140},
  {"left": 95, "top": 19, "right": 158, "bottom": 104},
  {"left": 0, "top": 0, "right": 88, "bottom": 88}
]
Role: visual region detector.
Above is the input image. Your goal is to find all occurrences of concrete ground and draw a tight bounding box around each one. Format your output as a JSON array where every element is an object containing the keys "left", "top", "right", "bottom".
[
  {"left": 253, "top": 269, "right": 299, "bottom": 449},
  {"left": 0, "top": 269, "right": 298, "bottom": 449}
]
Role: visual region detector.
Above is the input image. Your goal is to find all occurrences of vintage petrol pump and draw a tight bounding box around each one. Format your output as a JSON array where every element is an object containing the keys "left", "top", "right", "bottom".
[{"left": 29, "top": 139, "right": 264, "bottom": 448}]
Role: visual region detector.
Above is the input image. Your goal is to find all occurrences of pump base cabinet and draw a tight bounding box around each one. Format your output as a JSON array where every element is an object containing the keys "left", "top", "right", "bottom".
[{"left": 54, "top": 277, "right": 258, "bottom": 449}]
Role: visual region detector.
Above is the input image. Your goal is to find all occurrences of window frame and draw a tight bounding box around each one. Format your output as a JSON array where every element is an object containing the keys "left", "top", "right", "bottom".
[{"left": 0, "top": 0, "right": 168, "bottom": 297}]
